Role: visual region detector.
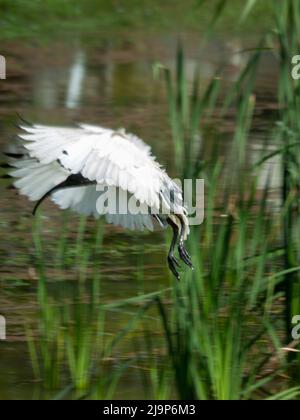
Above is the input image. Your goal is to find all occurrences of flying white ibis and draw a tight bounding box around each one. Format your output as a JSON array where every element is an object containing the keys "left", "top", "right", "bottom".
[{"left": 5, "top": 123, "right": 193, "bottom": 279}]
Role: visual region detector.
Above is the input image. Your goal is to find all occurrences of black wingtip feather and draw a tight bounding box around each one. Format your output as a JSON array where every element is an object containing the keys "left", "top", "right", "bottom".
[
  {"left": 0, "top": 163, "right": 11, "bottom": 169},
  {"left": 16, "top": 113, "right": 34, "bottom": 127},
  {"left": 3, "top": 152, "right": 24, "bottom": 159}
]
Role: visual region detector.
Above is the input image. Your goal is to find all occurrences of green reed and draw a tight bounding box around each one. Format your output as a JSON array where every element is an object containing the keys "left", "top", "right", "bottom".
[
  {"left": 152, "top": 28, "right": 300, "bottom": 398},
  {"left": 273, "top": 0, "right": 300, "bottom": 344}
]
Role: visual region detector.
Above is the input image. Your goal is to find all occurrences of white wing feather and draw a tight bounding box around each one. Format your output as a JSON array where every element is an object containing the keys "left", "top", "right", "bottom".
[{"left": 9, "top": 158, "right": 70, "bottom": 201}]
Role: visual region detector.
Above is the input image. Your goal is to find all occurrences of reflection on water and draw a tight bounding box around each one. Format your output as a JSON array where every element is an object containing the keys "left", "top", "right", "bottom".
[
  {"left": 65, "top": 51, "right": 86, "bottom": 109},
  {"left": 251, "top": 143, "right": 282, "bottom": 190},
  {"left": 0, "top": 31, "right": 280, "bottom": 399}
]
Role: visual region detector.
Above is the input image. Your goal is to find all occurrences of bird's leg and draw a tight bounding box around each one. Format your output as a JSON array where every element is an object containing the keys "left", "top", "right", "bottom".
[
  {"left": 178, "top": 216, "right": 193, "bottom": 269},
  {"left": 166, "top": 217, "right": 181, "bottom": 281}
]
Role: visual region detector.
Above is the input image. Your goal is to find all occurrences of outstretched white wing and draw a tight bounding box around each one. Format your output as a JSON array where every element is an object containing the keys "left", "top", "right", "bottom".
[
  {"left": 18, "top": 124, "right": 173, "bottom": 210},
  {"left": 9, "top": 123, "right": 184, "bottom": 231}
]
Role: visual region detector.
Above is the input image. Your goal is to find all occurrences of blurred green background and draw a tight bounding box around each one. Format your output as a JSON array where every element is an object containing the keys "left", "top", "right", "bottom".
[
  {"left": 0, "top": 0, "right": 273, "bottom": 40},
  {"left": 1, "top": 0, "right": 300, "bottom": 401}
]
